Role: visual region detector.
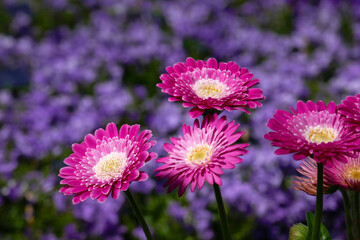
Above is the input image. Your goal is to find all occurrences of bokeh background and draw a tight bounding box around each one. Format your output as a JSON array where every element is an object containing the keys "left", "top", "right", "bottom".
[{"left": 0, "top": 0, "right": 359, "bottom": 239}]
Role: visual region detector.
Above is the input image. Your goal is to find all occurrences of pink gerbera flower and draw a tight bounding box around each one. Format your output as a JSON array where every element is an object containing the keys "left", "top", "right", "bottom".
[
  {"left": 328, "top": 155, "right": 360, "bottom": 192},
  {"left": 59, "top": 123, "right": 157, "bottom": 204},
  {"left": 264, "top": 100, "right": 360, "bottom": 167},
  {"left": 157, "top": 57, "right": 264, "bottom": 118},
  {"left": 338, "top": 94, "right": 360, "bottom": 131},
  {"left": 155, "top": 114, "right": 248, "bottom": 196},
  {"left": 293, "top": 158, "right": 335, "bottom": 195}
]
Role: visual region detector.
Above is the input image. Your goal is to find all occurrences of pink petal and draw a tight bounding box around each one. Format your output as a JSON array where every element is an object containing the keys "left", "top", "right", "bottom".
[
  {"left": 94, "top": 128, "right": 106, "bottom": 140},
  {"left": 97, "top": 194, "right": 108, "bottom": 203},
  {"left": 228, "top": 62, "right": 240, "bottom": 73},
  {"left": 213, "top": 174, "right": 223, "bottom": 185},
  {"left": 72, "top": 195, "right": 82, "bottom": 204},
  {"left": 197, "top": 171, "right": 206, "bottom": 189},
  {"left": 163, "top": 143, "right": 174, "bottom": 153},
  {"left": 119, "top": 124, "right": 130, "bottom": 138},
  {"left": 90, "top": 188, "right": 102, "bottom": 199},
  {"left": 136, "top": 172, "right": 148, "bottom": 181},
  {"left": 84, "top": 134, "right": 97, "bottom": 148},
  {"left": 275, "top": 148, "right": 294, "bottom": 155},
  {"left": 59, "top": 167, "right": 75, "bottom": 176},
  {"left": 112, "top": 188, "right": 121, "bottom": 199},
  {"left": 207, "top": 58, "right": 218, "bottom": 69},
  {"left": 80, "top": 191, "right": 91, "bottom": 201},
  {"left": 293, "top": 152, "right": 308, "bottom": 160},
  {"left": 72, "top": 143, "right": 86, "bottom": 158},
  {"left": 189, "top": 108, "right": 204, "bottom": 118},
  {"left": 128, "top": 170, "right": 140, "bottom": 182},
  {"left": 129, "top": 124, "right": 140, "bottom": 139},
  {"left": 106, "top": 122, "right": 118, "bottom": 138},
  {"left": 186, "top": 57, "right": 197, "bottom": 67},
  {"left": 205, "top": 172, "right": 214, "bottom": 185},
  {"left": 102, "top": 185, "right": 112, "bottom": 195},
  {"left": 120, "top": 181, "right": 129, "bottom": 191},
  {"left": 137, "top": 151, "right": 149, "bottom": 162}
]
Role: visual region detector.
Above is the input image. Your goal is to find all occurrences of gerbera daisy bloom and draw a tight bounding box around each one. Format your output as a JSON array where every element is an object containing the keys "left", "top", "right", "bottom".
[
  {"left": 155, "top": 113, "right": 248, "bottom": 196},
  {"left": 338, "top": 94, "right": 360, "bottom": 131},
  {"left": 59, "top": 123, "right": 157, "bottom": 204},
  {"left": 264, "top": 100, "right": 360, "bottom": 167},
  {"left": 328, "top": 155, "right": 360, "bottom": 192},
  {"left": 157, "top": 57, "right": 264, "bottom": 118},
  {"left": 293, "top": 157, "right": 336, "bottom": 195}
]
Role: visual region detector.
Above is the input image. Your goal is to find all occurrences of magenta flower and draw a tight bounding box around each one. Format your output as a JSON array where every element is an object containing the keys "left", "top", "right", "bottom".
[
  {"left": 59, "top": 123, "right": 157, "bottom": 204},
  {"left": 157, "top": 57, "right": 264, "bottom": 118},
  {"left": 264, "top": 100, "right": 360, "bottom": 167},
  {"left": 155, "top": 114, "right": 248, "bottom": 196},
  {"left": 293, "top": 157, "right": 335, "bottom": 195},
  {"left": 338, "top": 94, "right": 360, "bottom": 131},
  {"left": 328, "top": 155, "right": 360, "bottom": 192}
]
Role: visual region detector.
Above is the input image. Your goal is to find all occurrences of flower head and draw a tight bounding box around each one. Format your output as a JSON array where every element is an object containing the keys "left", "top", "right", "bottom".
[
  {"left": 155, "top": 114, "right": 248, "bottom": 196},
  {"left": 157, "top": 57, "right": 264, "bottom": 118},
  {"left": 329, "top": 155, "right": 360, "bottom": 192},
  {"left": 264, "top": 100, "right": 360, "bottom": 167},
  {"left": 338, "top": 94, "right": 360, "bottom": 131},
  {"left": 59, "top": 123, "right": 157, "bottom": 204},
  {"left": 293, "top": 158, "right": 335, "bottom": 195}
]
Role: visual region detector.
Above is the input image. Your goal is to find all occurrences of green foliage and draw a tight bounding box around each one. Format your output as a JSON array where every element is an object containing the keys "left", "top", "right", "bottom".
[
  {"left": 289, "top": 212, "right": 331, "bottom": 240},
  {"left": 123, "top": 60, "right": 162, "bottom": 97},
  {"left": 0, "top": 4, "right": 12, "bottom": 34},
  {"left": 289, "top": 223, "right": 308, "bottom": 240}
]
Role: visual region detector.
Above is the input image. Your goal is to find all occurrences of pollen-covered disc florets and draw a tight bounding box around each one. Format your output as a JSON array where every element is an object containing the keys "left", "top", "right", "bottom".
[
  {"left": 155, "top": 113, "right": 249, "bottom": 196},
  {"left": 192, "top": 79, "right": 230, "bottom": 100},
  {"left": 93, "top": 151, "right": 128, "bottom": 182},
  {"left": 59, "top": 123, "right": 157, "bottom": 204},
  {"left": 157, "top": 57, "right": 264, "bottom": 118},
  {"left": 265, "top": 100, "right": 360, "bottom": 167}
]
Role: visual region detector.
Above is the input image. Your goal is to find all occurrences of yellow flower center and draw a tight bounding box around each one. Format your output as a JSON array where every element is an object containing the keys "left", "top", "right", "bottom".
[
  {"left": 305, "top": 126, "right": 338, "bottom": 144},
  {"left": 345, "top": 167, "right": 360, "bottom": 181},
  {"left": 188, "top": 145, "right": 212, "bottom": 165},
  {"left": 192, "top": 79, "right": 229, "bottom": 99},
  {"left": 93, "top": 152, "right": 127, "bottom": 181}
]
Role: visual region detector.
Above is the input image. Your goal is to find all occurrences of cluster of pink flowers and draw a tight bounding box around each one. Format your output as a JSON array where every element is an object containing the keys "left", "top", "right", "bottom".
[
  {"left": 58, "top": 56, "right": 360, "bottom": 239},
  {"left": 59, "top": 57, "right": 264, "bottom": 203}
]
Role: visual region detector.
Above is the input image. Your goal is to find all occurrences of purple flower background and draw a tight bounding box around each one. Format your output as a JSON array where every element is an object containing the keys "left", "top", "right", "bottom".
[{"left": 0, "top": 0, "right": 359, "bottom": 239}]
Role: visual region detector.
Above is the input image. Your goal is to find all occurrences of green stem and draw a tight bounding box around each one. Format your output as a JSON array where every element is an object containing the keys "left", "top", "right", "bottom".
[
  {"left": 355, "top": 192, "right": 360, "bottom": 240},
  {"left": 311, "top": 163, "right": 323, "bottom": 240},
  {"left": 213, "top": 184, "right": 232, "bottom": 240},
  {"left": 125, "top": 189, "right": 154, "bottom": 240},
  {"left": 340, "top": 189, "right": 354, "bottom": 240}
]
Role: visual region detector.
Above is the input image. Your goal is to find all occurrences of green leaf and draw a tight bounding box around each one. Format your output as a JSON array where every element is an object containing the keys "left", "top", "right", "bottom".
[
  {"left": 320, "top": 223, "right": 332, "bottom": 240},
  {"left": 289, "top": 223, "right": 308, "bottom": 240},
  {"left": 303, "top": 211, "right": 332, "bottom": 240}
]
